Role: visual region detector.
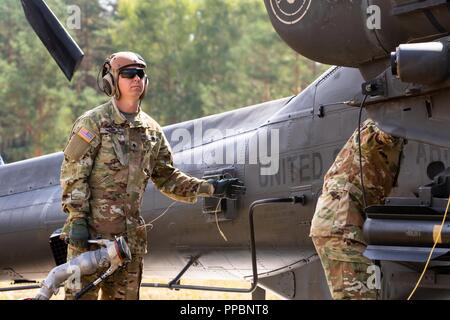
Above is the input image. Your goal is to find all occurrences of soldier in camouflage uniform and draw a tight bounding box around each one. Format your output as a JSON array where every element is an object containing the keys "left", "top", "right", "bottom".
[
  {"left": 310, "top": 119, "right": 405, "bottom": 299},
  {"left": 60, "top": 52, "right": 244, "bottom": 300}
]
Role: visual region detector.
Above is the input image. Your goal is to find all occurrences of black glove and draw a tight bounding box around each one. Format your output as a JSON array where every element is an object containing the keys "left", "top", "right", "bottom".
[
  {"left": 69, "top": 218, "right": 89, "bottom": 248},
  {"left": 208, "top": 178, "right": 246, "bottom": 199}
]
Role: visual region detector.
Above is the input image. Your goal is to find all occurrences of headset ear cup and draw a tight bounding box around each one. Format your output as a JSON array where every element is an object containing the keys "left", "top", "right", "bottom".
[{"left": 102, "top": 73, "right": 115, "bottom": 97}]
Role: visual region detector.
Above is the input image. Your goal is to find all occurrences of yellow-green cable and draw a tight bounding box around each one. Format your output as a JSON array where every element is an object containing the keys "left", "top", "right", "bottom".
[{"left": 407, "top": 196, "right": 450, "bottom": 300}]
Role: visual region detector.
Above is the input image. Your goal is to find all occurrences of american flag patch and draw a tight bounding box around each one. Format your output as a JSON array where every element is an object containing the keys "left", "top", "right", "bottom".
[{"left": 77, "top": 127, "right": 95, "bottom": 143}]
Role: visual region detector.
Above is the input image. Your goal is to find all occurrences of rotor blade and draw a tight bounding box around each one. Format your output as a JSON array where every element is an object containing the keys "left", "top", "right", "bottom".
[{"left": 20, "top": 0, "right": 84, "bottom": 81}]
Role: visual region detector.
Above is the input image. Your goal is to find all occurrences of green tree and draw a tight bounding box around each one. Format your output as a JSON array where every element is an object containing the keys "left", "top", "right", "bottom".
[
  {"left": 0, "top": 0, "right": 114, "bottom": 162},
  {"left": 111, "top": 0, "right": 328, "bottom": 125},
  {"left": 0, "top": 0, "right": 328, "bottom": 162},
  {"left": 111, "top": 0, "right": 201, "bottom": 123}
]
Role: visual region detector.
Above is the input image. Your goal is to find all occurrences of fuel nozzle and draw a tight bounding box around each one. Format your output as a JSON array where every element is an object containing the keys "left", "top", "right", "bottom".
[
  {"left": 73, "top": 236, "right": 132, "bottom": 300},
  {"left": 34, "top": 236, "right": 131, "bottom": 300},
  {"left": 115, "top": 236, "right": 132, "bottom": 264},
  {"left": 88, "top": 236, "right": 132, "bottom": 268}
]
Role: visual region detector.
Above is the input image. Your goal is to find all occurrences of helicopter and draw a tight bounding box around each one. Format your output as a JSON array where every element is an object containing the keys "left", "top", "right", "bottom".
[{"left": 1, "top": 0, "right": 450, "bottom": 300}]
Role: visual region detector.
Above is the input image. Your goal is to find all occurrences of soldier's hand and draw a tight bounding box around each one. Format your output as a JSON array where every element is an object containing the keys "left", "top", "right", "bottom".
[
  {"left": 208, "top": 178, "right": 246, "bottom": 199},
  {"left": 69, "top": 218, "right": 89, "bottom": 248}
]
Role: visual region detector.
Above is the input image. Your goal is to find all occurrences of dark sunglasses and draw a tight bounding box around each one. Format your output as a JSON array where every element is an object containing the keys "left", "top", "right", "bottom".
[{"left": 119, "top": 68, "right": 146, "bottom": 79}]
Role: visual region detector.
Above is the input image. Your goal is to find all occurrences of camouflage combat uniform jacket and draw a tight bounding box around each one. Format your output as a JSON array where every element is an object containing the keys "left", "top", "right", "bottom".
[{"left": 60, "top": 99, "right": 213, "bottom": 255}]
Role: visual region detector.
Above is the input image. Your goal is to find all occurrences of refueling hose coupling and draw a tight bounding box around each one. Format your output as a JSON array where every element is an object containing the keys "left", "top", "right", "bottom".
[{"left": 34, "top": 236, "right": 131, "bottom": 300}]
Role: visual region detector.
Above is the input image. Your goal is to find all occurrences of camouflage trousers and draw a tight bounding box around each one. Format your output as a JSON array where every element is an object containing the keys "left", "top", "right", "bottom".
[
  {"left": 311, "top": 191, "right": 379, "bottom": 300},
  {"left": 64, "top": 244, "right": 143, "bottom": 300}
]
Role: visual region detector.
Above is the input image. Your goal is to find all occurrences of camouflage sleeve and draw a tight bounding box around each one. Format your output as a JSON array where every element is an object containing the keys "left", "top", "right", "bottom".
[
  {"left": 60, "top": 115, "right": 100, "bottom": 221},
  {"left": 151, "top": 131, "right": 214, "bottom": 204}
]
